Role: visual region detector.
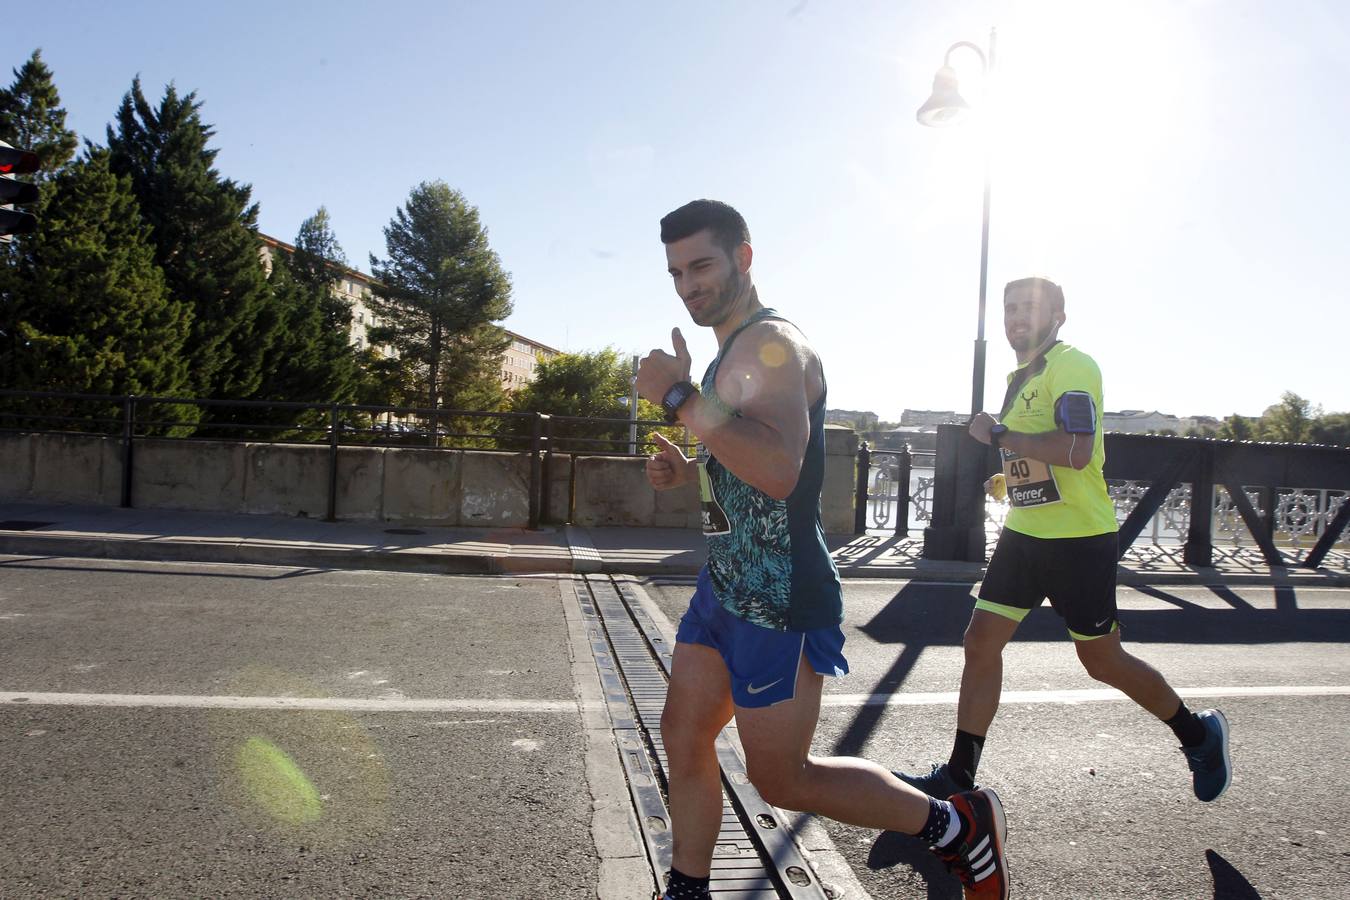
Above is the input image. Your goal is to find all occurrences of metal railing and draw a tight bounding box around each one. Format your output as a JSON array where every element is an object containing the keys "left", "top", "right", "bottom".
[
  {"left": 912, "top": 425, "right": 1350, "bottom": 567},
  {"left": 0, "top": 389, "right": 690, "bottom": 529}
]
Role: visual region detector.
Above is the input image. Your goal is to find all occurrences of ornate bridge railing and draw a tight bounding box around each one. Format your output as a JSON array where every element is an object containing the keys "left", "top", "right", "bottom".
[{"left": 862, "top": 428, "right": 1350, "bottom": 569}]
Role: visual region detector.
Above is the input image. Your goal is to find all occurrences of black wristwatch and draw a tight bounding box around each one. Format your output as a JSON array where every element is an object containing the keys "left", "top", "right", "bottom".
[
  {"left": 661, "top": 381, "right": 699, "bottom": 423},
  {"left": 989, "top": 423, "right": 1009, "bottom": 450}
]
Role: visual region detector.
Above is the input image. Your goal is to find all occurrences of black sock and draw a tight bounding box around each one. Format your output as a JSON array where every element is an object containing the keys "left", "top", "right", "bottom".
[
  {"left": 917, "top": 796, "right": 962, "bottom": 848},
  {"left": 663, "top": 868, "right": 711, "bottom": 899},
  {"left": 947, "top": 729, "right": 985, "bottom": 789},
  {"left": 1165, "top": 701, "right": 1207, "bottom": 747}
]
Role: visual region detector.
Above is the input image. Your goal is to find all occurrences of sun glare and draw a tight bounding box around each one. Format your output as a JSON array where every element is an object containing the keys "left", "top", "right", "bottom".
[{"left": 988, "top": 1, "right": 1203, "bottom": 269}]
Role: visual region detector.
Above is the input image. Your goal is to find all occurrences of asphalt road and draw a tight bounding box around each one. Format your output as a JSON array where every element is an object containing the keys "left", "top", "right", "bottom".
[
  {"left": 0, "top": 556, "right": 602, "bottom": 898},
  {"left": 645, "top": 578, "right": 1350, "bottom": 899},
  {"left": 5, "top": 554, "right": 1347, "bottom": 899}
]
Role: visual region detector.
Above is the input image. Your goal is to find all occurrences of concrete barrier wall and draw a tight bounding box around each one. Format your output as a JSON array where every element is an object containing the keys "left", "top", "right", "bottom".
[
  {"left": 134, "top": 439, "right": 247, "bottom": 512},
  {"left": 1, "top": 433, "right": 122, "bottom": 506},
  {"left": 570, "top": 455, "right": 701, "bottom": 528},
  {"left": 460, "top": 452, "right": 530, "bottom": 527},
  {"left": 0, "top": 430, "right": 860, "bottom": 532}
]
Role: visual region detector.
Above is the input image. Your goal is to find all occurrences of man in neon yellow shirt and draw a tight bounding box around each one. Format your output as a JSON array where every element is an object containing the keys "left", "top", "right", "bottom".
[{"left": 899, "top": 277, "right": 1232, "bottom": 805}]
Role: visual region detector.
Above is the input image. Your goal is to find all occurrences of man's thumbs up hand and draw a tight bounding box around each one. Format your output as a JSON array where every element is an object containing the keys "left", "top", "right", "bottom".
[
  {"left": 637, "top": 329, "right": 694, "bottom": 405},
  {"left": 646, "top": 431, "right": 692, "bottom": 491}
]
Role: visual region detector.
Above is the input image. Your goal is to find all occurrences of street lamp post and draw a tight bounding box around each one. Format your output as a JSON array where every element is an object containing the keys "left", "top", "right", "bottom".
[{"left": 917, "top": 27, "right": 997, "bottom": 420}]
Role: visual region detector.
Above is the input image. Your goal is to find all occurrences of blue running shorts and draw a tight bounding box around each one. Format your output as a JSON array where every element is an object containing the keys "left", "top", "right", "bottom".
[{"left": 675, "top": 567, "right": 849, "bottom": 708}]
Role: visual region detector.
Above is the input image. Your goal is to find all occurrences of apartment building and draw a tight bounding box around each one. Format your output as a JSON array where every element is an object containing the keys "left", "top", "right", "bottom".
[
  {"left": 260, "top": 234, "right": 558, "bottom": 391},
  {"left": 500, "top": 331, "right": 561, "bottom": 391}
]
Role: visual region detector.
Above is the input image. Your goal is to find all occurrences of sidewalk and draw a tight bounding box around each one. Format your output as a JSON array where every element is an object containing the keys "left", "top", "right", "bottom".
[{"left": 1, "top": 500, "right": 1347, "bottom": 586}]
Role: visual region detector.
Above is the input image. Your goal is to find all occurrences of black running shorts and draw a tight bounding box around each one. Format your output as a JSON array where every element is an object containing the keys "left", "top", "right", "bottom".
[{"left": 976, "top": 528, "right": 1120, "bottom": 639}]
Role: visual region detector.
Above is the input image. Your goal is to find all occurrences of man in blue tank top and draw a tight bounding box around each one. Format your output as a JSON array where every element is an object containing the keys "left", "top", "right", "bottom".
[{"left": 636, "top": 200, "right": 1011, "bottom": 900}]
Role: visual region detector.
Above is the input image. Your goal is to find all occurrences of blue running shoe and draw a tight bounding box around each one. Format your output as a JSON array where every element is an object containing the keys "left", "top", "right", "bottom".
[
  {"left": 1182, "top": 708, "right": 1232, "bottom": 801},
  {"left": 895, "top": 762, "right": 973, "bottom": 799}
]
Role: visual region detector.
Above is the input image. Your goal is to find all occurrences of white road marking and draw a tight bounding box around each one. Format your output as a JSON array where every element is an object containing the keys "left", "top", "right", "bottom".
[
  {"left": 821, "top": 684, "right": 1350, "bottom": 708},
  {"left": 0, "top": 691, "right": 594, "bottom": 713}
]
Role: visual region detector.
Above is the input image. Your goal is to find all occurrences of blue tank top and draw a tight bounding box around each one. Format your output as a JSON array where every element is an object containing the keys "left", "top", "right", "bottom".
[{"left": 696, "top": 309, "right": 844, "bottom": 632}]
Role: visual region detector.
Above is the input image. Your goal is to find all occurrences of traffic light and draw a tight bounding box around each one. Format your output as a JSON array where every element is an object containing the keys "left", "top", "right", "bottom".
[{"left": 0, "top": 140, "right": 40, "bottom": 241}]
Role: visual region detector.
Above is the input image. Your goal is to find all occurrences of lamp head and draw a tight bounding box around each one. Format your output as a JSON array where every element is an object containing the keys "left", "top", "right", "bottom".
[{"left": 916, "top": 65, "right": 971, "bottom": 127}]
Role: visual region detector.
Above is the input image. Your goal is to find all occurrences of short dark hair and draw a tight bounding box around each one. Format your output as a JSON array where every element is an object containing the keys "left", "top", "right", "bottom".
[
  {"left": 659, "top": 199, "right": 751, "bottom": 258},
  {"left": 1004, "top": 276, "right": 1065, "bottom": 315}
]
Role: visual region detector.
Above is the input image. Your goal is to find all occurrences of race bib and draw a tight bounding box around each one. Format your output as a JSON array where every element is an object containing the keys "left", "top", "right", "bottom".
[
  {"left": 1000, "top": 448, "right": 1062, "bottom": 508},
  {"left": 696, "top": 445, "right": 730, "bottom": 535}
]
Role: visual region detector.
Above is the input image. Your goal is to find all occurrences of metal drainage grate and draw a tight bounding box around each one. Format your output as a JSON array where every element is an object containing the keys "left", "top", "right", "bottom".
[
  {"left": 0, "top": 521, "right": 55, "bottom": 531},
  {"left": 580, "top": 575, "right": 831, "bottom": 899},
  {"left": 383, "top": 528, "right": 426, "bottom": 536}
]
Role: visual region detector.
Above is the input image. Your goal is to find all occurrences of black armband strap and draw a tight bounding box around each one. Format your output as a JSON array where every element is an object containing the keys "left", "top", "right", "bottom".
[{"left": 1055, "top": 391, "right": 1097, "bottom": 435}]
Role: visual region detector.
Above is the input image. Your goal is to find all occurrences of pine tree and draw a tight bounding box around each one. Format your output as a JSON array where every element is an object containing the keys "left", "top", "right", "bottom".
[
  {"left": 291, "top": 206, "right": 359, "bottom": 393},
  {"left": 292, "top": 206, "right": 348, "bottom": 293},
  {"left": 254, "top": 249, "right": 360, "bottom": 409},
  {"left": 106, "top": 78, "right": 280, "bottom": 408},
  {"left": 0, "top": 49, "right": 79, "bottom": 182},
  {"left": 368, "top": 181, "right": 512, "bottom": 425},
  {"left": 1, "top": 150, "right": 194, "bottom": 429},
  {"left": 0, "top": 48, "right": 79, "bottom": 312}
]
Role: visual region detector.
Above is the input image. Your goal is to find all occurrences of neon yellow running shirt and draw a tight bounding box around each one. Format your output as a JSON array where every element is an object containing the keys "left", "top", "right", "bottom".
[{"left": 1000, "top": 343, "right": 1117, "bottom": 539}]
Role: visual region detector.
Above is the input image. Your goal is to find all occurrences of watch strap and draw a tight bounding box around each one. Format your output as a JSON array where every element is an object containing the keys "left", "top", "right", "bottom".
[{"left": 661, "top": 381, "right": 698, "bottom": 423}]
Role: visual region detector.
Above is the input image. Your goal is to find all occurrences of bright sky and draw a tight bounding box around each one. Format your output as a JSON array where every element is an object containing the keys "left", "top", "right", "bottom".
[{"left": 11, "top": 0, "right": 1349, "bottom": 421}]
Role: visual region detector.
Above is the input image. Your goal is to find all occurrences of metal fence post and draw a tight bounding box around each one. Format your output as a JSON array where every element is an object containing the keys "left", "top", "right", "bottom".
[
  {"left": 120, "top": 394, "right": 136, "bottom": 508},
  {"left": 1184, "top": 442, "right": 1215, "bottom": 566},
  {"left": 540, "top": 415, "right": 553, "bottom": 525},
  {"left": 326, "top": 403, "right": 339, "bottom": 522},
  {"left": 854, "top": 441, "right": 870, "bottom": 534},
  {"left": 896, "top": 443, "right": 912, "bottom": 538},
  {"left": 528, "top": 413, "right": 545, "bottom": 530}
]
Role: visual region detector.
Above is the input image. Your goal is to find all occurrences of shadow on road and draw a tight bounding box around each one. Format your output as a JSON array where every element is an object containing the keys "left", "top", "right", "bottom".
[
  {"left": 0, "top": 556, "right": 332, "bottom": 582},
  {"left": 866, "top": 829, "right": 961, "bottom": 899},
  {"left": 1207, "top": 848, "right": 1263, "bottom": 898},
  {"left": 832, "top": 579, "right": 1348, "bottom": 756}
]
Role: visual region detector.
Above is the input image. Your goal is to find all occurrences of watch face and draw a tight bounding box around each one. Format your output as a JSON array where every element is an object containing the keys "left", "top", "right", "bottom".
[{"left": 662, "top": 382, "right": 692, "bottom": 422}]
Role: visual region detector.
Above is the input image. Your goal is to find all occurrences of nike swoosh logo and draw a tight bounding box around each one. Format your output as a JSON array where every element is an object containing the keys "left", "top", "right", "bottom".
[
  {"left": 1095, "top": 617, "right": 1111, "bottom": 628},
  {"left": 746, "top": 678, "right": 783, "bottom": 695}
]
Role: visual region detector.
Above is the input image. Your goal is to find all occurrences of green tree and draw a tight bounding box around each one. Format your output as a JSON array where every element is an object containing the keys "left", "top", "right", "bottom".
[
  {"left": 1218, "top": 413, "right": 1255, "bottom": 441},
  {"left": 106, "top": 79, "right": 281, "bottom": 408},
  {"left": 353, "top": 347, "right": 416, "bottom": 409},
  {"left": 1309, "top": 411, "right": 1350, "bottom": 447},
  {"left": 502, "top": 348, "right": 675, "bottom": 452},
  {"left": 367, "top": 181, "right": 512, "bottom": 423},
  {"left": 0, "top": 48, "right": 80, "bottom": 319},
  {"left": 1260, "top": 391, "right": 1317, "bottom": 443},
  {"left": 0, "top": 150, "right": 194, "bottom": 430},
  {"left": 253, "top": 250, "right": 360, "bottom": 410},
  {"left": 292, "top": 205, "right": 349, "bottom": 294},
  {"left": 0, "top": 49, "right": 79, "bottom": 182}
]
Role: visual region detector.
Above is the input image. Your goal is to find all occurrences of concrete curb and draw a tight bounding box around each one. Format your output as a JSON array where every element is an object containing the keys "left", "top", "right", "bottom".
[
  {"left": 1, "top": 530, "right": 1346, "bottom": 587},
  {"left": 0, "top": 533, "right": 561, "bottom": 576}
]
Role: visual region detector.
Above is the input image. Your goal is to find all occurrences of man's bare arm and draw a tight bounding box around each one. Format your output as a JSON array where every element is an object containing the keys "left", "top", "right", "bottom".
[
  {"left": 999, "top": 428, "right": 1091, "bottom": 470},
  {"left": 674, "top": 322, "right": 812, "bottom": 500},
  {"left": 969, "top": 410, "right": 1092, "bottom": 470}
]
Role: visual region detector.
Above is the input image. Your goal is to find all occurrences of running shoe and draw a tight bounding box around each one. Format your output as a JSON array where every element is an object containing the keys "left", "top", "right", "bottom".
[
  {"left": 1182, "top": 708, "right": 1232, "bottom": 801},
  {"left": 932, "top": 788, "right": 1010, "bottom": 900},
  {"left": 895, "top": 762, "right": 972, "bottom": 799}
]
